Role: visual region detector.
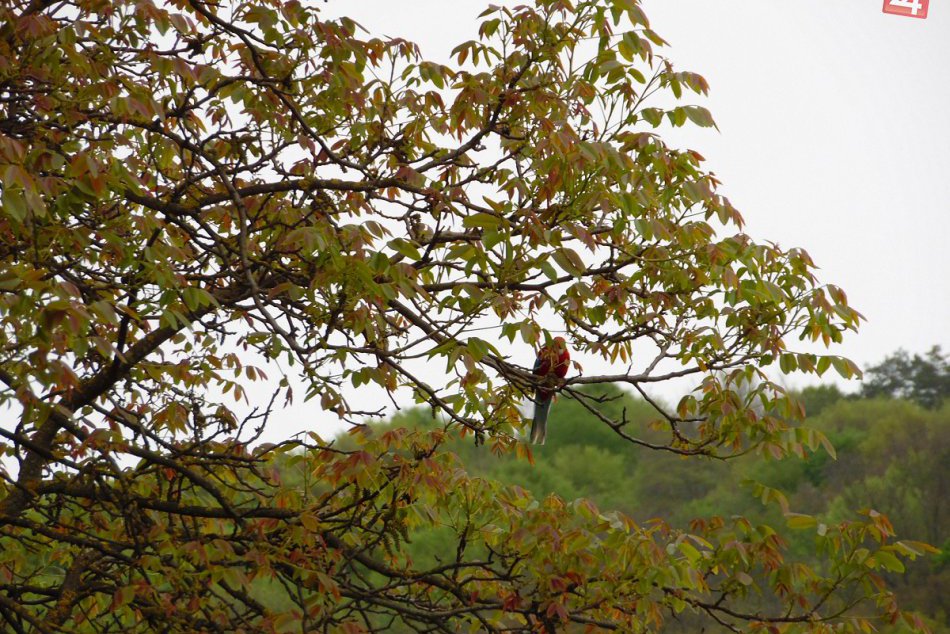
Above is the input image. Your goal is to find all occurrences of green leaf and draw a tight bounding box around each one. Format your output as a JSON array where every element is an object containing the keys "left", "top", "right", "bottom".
[
  {"left": 786, "top": 513, "right": 817, "bottom": 530},
  {"left": 678, "top": 541, "right": 702, "bottom": 563},
  {"left": 467, "top": 337, "right": 489, "bottom": 361},
  {"left": 682, "top": 105, "right": 717, "bottom": 129},
  {"left": 539, "top": 259, "right": 559, "bottom": 282},
  {"left": 388, "top": 238, "right": 422, "bottom": 260},
  {"left": 640, "top": 108, "right": 663, "bottom": 127},
  {"left": 872, "top": 550, "right": 905, "bottom": 573},
  {"left": 482, "top": 230, "right": 504, "bottom": 251},
  {"left": 552, "top": 247, "right": 585, "bottom": 277},
  {"left": 0, "top": 270, "right": 19, "bottom": 291},
  {"left": 463, "top": 213, "right": 501, "bottom": 230}
]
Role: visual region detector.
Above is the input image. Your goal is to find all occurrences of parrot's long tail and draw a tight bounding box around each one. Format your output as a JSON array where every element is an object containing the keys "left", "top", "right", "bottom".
[{"left": 530, "top": 396, "right": 551, "bottom": 445}]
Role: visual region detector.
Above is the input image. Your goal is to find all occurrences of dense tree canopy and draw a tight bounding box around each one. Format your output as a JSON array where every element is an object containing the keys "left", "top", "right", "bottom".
[{"left": 0, "top": 0, "right": 932, "bottom": 631}]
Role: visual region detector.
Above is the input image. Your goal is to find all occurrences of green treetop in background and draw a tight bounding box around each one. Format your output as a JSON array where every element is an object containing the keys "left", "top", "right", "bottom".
[
  {"left": 860, "top": 346, "right": 948, "bottom": 410},
  {"left": 0, "top": 0, "right": 932, "bottom": 631}
]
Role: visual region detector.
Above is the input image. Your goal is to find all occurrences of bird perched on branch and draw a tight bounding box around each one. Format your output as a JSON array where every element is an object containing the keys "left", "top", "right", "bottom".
[{"left": 530, "top": 336, "right": 570, "bottom": 444}]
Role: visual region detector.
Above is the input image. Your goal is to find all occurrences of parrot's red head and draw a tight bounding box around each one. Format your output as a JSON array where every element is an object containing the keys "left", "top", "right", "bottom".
[
  {"left": 536, "top": 336, "right": 570, "bottom": 371},
  {"left": 549, "top": 337, "right": 570, "bottom": 368},
  {"left": 536, "top": 336, "right": 570, "bottom": 382}
]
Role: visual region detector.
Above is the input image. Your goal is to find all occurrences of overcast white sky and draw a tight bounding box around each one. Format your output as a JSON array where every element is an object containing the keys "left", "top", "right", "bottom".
[
  {"left": 258, "top": 1, "right": 950, "bottom": 439},
  {"left": 639, "top": 0, "right": 950, "bottom": 369}
]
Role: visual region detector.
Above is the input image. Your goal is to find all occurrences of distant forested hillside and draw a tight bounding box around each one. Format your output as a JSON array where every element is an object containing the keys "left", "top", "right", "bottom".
[{"left": 356, "top": 347, "right": 948, "bottom": 632}]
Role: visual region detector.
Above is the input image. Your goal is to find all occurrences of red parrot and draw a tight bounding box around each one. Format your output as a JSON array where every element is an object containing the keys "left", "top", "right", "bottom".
[{"left": 530, "top": 336, "right": 570, "bottom": 444}]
